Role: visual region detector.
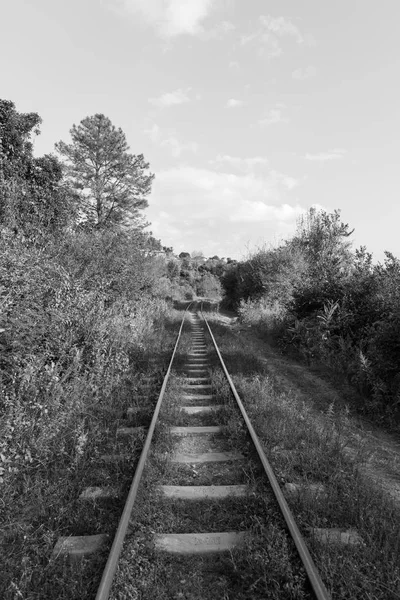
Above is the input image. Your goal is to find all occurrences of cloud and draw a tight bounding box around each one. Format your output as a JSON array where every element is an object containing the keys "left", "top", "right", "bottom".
[
  {"left": 258, "top": 106, "right": 289, "bottom": 126},
  {"left": 258, "top": 34, "right": 282, "bottom": 59},
  {"left": 144, "top": 123, "right": 197, "bottom": 157},
  {"left": 241, "top": 15, "right": 305, "bottom": 59},
  {"left": 145, "top": 123, "right": 161, "bottom": 143},
  {"left": 145, "top": 162, "right": 302, "bottom": 257},
  {"left": 226, "top": 98, "right": 244, "bottom": 108},
  {"left": 259, "top": 15, "right": 303, "bottom": 43},
  {"left": 149, "top": 87, "right": 191, "bottom": 108},
  {"left": 118, "top": 0, "right": 214, "bottom": 37},
  {"left": 305, "top": 149, "right": 346, "bottom": 161},
  {"left": 292, "top": 65, "right": 317, "bottom": 80},
  {"left": 161, "top": 137, "right": 198, "bottom": 158},
  {"left": 269, "top": 170, "right": 299, "bottom": 190},
  {"left": 229, "top": 201, "right": 302, "bottom": 223},
  {"left": 228, "top": 60, "right": 240, "bottom": 70},
  {"left": 154, "top": 165, "right": 298, "bottom": 212},
  {"left": 201, "top": 20, "right": 235, "bottom": 40},
  {"left": 241, "top": 31, "right": 282, "bottom": 59},
  {"left": 212, "top": 155, "right": 269, "bottom": 171}
]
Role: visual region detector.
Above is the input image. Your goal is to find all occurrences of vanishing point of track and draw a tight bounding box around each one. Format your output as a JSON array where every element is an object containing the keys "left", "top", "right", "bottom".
[{"left": 95, "top": 302, "right": 331, "bottom": 600}]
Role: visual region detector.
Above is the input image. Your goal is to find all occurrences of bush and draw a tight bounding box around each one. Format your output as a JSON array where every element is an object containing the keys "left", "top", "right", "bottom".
[{"left": 222, "top": 210, "right": 400, "bottom": 421}]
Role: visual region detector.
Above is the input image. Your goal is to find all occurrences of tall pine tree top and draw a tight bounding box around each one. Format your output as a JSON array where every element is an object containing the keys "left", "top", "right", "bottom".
[{"left": 56, "top": 114, "right": 154, "bottom": 230}]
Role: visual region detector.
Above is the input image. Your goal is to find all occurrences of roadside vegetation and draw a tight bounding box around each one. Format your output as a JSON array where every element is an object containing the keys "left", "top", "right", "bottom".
[
  {"left": 2, "top": 95, "right": 399, "bottom": 599},
  {"left": 204, "top": 311, "right": 400, "bottom": 599},
  {"left": 0, "top": 99, "right": 218, "bottom": 598},
  {"left": 222, "top": 208, "right": 400, "bottom": 426}
]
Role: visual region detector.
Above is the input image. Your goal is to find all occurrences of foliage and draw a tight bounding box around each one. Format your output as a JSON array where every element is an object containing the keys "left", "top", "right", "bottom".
[
  {"left": 196, "top": 272, "right": 222, "bottom": 299},
  {"left": 55, "top": 229, "right": 157, "bottom": 303},
  {"left": 0, "top": 100, "right": 77, "bottom": 240},
  {"left": 0, "top": 98, "right": 192, "bottom": 598},
  {"left": 222, "top": 208, "right": 400, "bottom": 421},
  {"left": 56, "top": 113, "right": 154, "bottom": 229}
]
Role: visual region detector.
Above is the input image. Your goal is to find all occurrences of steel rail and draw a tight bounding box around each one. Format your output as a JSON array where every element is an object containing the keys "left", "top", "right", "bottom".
[
  {"left": 201, "top": 306, "right": 331, "bottom": 600},
  {"left": 95, "top": 302, "right": 193, "bottom": 600}
]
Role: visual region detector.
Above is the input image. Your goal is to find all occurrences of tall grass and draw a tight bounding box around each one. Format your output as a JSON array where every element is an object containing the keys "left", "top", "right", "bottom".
[
  {"left": 0, "top": 230, "right": 181, "bottom": 598},
  {"left": 205, "top": 314, "right": 400, "bottom": 599}
]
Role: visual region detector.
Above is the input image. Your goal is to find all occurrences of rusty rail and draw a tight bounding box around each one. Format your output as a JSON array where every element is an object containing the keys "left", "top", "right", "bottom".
[
  {"left": 95, "top": 303, "right": 192, "bottom": 600},
  {"left": 201, "top": 305, "right": 331, "bottom": 600}
]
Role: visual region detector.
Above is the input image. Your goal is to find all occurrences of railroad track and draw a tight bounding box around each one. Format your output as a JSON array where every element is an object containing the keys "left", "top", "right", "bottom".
[{"left": 55, "top": 303, "right": 331, "bottom": 599}]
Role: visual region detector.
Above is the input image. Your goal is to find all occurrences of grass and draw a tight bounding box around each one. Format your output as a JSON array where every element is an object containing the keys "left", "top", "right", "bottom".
[
  {"left": 110, "top": 351, "right": 313, "bottom": 599},
  {"left": 202, "top": 312, "right": 400, "bottom": 599},
  {"left": 0, "top": 304, "right": 187, "bottom": 600}
]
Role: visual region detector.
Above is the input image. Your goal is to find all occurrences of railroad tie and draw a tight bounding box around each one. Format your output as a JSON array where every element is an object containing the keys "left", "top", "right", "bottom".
[
  {"left": 310, "top": 528, "right": 364, "bottom": 546},
  {"left": 52, "top": 534, "right": 108, "bottom": 560},
  {"left": 182, "top": 384, "right": 212, "bottom": 389},
  {"left": 180, "top": 405, "right": 223, "bottom": 414},
  {"left": 154, "top": 531, "right": 248, "bottom": 554},
  {"left": 159, "top": 484, "right": 249, "bottom": 499},
  {"left": 169, "top": 426, "right": 223, "bottom": 435},
  {"left": 180, "top": 394, "right": 214, "bottom": 401},
  {"left": 171, "top": 451, "right": 244, "bottom": 463}
]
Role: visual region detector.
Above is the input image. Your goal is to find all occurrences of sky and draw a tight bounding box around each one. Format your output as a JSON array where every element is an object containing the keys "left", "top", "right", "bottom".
[{"left": 1, "top": 0, "right": 399, "bottom": 261}]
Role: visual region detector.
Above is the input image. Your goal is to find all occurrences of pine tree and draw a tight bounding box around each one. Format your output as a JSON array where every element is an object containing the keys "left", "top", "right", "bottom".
[{"left": 56, "top": 114, "right": 154, "bottom": 229}]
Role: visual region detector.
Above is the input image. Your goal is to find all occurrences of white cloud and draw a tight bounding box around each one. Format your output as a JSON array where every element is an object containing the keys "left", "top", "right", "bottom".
[
  {"left": 118, "top": 0, "right": 214, "bottom": 37},
  {"left": 213, "top": 158, "right": 298, "bottom": 187},
  {"left": 269, "top": 170, "right": 299, "bottom": 190},
  {"left": 257, "top": 34, "right": 282, "bottom": 59},
  {"left": 144, "top": 123, "right": 161, "bottom": 143},
  {"left": 258, "top": 107, "right": 289, "bottom": 126},
  {"left": 259, "top": 15, "right": 303, "bottom": 43},
  {"left": 305, "top": 149, "right": 346, "bottom": 161},
  {"left": 149, "top": 87, "right": 191, "bottom": 108},
  {"left": 228, "top": 60, "right": 240, "bottom": 70},
  {"left": 201, "top": 20, "right": 235, "bottom": 39},
  {"left": 226, "top": 98, "right": 244, "bottom": 108},
  {"left": 229, "top": 201, "right": 302, "bottom": 223},
  {"left": 212, "top": 155, "right": 269, "bottom": 171},
  {"left": 145, "top": 163, "right": 302, "bottom": 257},
  {"left": 144, "top": 123, "right": 197, "bottom": 157},
  {"left": 241, "top": 15, "right": 305, "bottom": 59},
  {"left": 155, "top": 165, "right": 298, "bottom": 212},
  {"left": 292, "top": 65, "right": 317, "bottom": 80},
  {"left": 241, "top": 31, "right": 282, "bottom": 59},
  {"left": 161, "top": 136, "right": 198, "bottom": 157}
]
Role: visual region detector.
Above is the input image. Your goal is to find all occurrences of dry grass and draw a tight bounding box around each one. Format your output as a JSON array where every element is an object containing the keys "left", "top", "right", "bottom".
[
  {"left": 0, "top": 304, "right": 186, "bottom": 600},
  {"left": 110, "top": 366, "right": 311, "bottom": 599},
  {"left": 204, "top": 313, "right": 400, "bottom": 599}
]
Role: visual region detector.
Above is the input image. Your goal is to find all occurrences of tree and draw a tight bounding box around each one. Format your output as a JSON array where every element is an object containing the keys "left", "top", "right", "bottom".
[
  {"left": 291, "top": 208, "right": 354, "bottom": 279},
  {"left": 56, "top": 114, "right": 154, "bottom": 229},
  {"left": 0, "top": 99, "right": 76, "bottom": 238},
  {"left": 0, "top": 99, "right": 41, "bottom": 180},
  {"left": 197, "top": 272, "right": 222, "bottom": 299}
]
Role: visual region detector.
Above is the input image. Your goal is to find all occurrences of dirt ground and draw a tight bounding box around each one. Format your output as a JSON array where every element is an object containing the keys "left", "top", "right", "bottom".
[{"left": 214, "top": 311, "right": 400, "bottom": 505}]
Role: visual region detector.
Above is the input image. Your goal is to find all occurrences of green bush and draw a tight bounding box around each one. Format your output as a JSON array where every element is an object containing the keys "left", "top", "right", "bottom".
[{"left": 222, "top": 210, "right": 400, "bottom": 421}]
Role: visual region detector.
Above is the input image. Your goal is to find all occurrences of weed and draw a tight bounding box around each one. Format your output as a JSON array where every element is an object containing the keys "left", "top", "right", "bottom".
[{"left": 203, "top": 313, "right": 400, "bottom": 599}]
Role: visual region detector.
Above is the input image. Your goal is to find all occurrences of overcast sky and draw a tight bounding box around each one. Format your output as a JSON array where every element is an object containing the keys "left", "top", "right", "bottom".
[{"left": 2, "top": 0, "right": 399, "bottom": 260}]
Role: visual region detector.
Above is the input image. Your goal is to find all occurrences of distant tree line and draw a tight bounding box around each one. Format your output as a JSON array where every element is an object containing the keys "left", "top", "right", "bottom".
[{"left": 153, "top": 250, "right": 235, "bottom": 302}]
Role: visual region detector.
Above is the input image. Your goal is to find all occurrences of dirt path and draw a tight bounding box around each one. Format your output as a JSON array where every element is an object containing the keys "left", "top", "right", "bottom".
[{"left": 215, "top": 312, "right": 400, "bottom": 505}]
